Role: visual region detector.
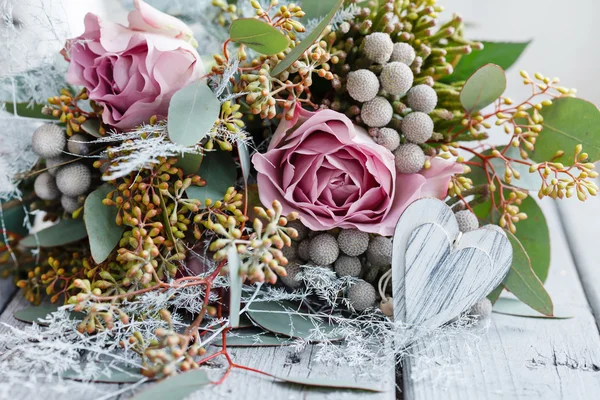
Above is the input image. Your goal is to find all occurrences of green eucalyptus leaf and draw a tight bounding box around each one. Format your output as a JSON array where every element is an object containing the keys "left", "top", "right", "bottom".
[
  {"left": 493, "top": 298, "right": 572, "bottom": 319},
  {"left": 175, "top": 153, "right": 203, "bottom": 175},
  {"left": 2, "top": 101, "right": 55, "bottom": 119},
  {"left": 301, "top": 0, "right": 339, "bottom": 21},
  {"left": 460, "top": 64, "right": 506, "bottom": 114},
  {"left": 271, "top": 374, "right": 384, "bottom": 392},
  {"left": 80, "top": 119, "right": 103, "bottom": 138},
  {"left": 185, "top": 150, "right": 237, "bottom": 206},
  {"left": 230, "top": 18, "right": 290, "bottom": 55},
  {"left": 237, "top": 140, "right": 251, "bottom": 185},
  {"left": 443, "top": 41, "right": 530, "bottom": 83},
  {"left": 0, "top": 200, "right": 29, "bottom": 238},
  {"left": 84, "top": 185, "right": 126, "bottom": 264},
  {"left": 214, "top": 327, "right": 291, "bottom": 347},
  {"left": 61, "top": 364, "right": 146, "bottom": 383},
  {"left": 529, "top": 97, "right": 600, "bottom": 164},
  {"left": 228, "top": 245, "right": 242, "bottom": 328},
  {"left": 13, "top": 305, "right": 84, "bottom": 325},
  {"left": 271, "top": 0, "right": 344, "bottom": 77},
  {"left": 246, "top": 300, "right": 344, "bottom": 341},
  {"left": 20, "top": 219, "right": 87, "bottom": 248},
  {"left": 488, "top": 146, "right": 543, "bottom": 191},
  {"left": 131, "top": 369, "right": 211, "bottom": 400},
  {"left": 168, "top": 81, "right": 220, "bottom": 146}
]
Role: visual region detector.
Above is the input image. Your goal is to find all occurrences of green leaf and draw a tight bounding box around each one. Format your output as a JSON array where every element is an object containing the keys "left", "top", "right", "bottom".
[
  {"left": 442, "top": 41, "right": 530, "bottom": 83},
  {"left": 459, "top": 64, "right": 506, "bottom": 114},
  {"left": 493, "top": 298, "right": 572, "bottom": 319},
  {"left": 131, "top": 369, "right": 211, "bottom": 400},
  {"left": 488, "top": 146, "right": 543, "bottom": 191},
  {"left": 214, "top": 327, "right": 291, "bottom": 347},
  {"left": 84, "top": 185, "right": 126, "bottom": 264},
  {"left": 61, "top": 364, "right": 146, "bottom": 383},
  {"left": 13, "top": 305, "right": 84, "bottom": 326},
  {"left": 237, "top": 140, "right": 251, "bottom": 185},
  {"left": 230, "top": 18, "right": 290, "bottom": 55},
  {"left": 228, "top": 245, "right": 242, "bottom": 328},
  {"left": 503, "top": 233, "right": 553, "bottom": 316},
  {"left": 175, "top": 153, "right": 203, "bottom": 175},
  {"left": 271, "top": 374, "right": 384, "bottom": 392},
  {"left": 0, "top": 201, "right": 29, "bottom": 238},
  {"left": 487, "top": 285, "right": 503, "bottom": 304},
  {"left": 80, "top": 119, "right": 103, "bottom": 138},
  {"left": 2, "top": 101, "right": 55, "bottom": 120},
  {"left": 185, "top": 150, "right": 237, "bottom": 206},
  {"left": 20, "top": 219, "right": 87, "bottom": 248},
  {"left": 301, "top": 0, "right": 339, "bottom": 21},
  {"left": 167, "top": 81, "right": 220, "bottom": 146},
  {"left": 530, "top": 97, "right": 600, "bottom": 164},
  {"left": 270, "top": 0, "right": 344, "bottom": 77},
  {"left": 246, "top": 300, "right": 344, "bottom": 341}
]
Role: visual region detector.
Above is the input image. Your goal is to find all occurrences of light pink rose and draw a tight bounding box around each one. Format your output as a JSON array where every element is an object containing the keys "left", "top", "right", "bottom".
[
  {"left": 64, "top": 0, "right": 204, "bottom": 130},
  {"left": 252, "top": 107, "right": 463, "bottom": 236}
]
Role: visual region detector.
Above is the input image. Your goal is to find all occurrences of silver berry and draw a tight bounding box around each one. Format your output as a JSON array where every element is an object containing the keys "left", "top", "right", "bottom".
[
  {"left": 335, "top": 255, "right": 362, "bottom": 278},
  {"left": 346, "top": 69, "right": 380, "bottom": 102},
  {"left": 390, "top": 42, "right": 416, "bottom": 65},
  {"left": 61, "top": 195, "right": 82, "bottom": 213},
  {"left": 394, "top": 144, "right": 425, "bottom": 174},
  {"left": 287, "top": 220, "right": 309, "bottom": 241},
  {"left": 279, "top": 262, "right": 303, "bottom": 289},
  {"left": 337, "top": 228, "right": 369, "bottom": 256},
  {"left": 455, "top": 210, "right": 479, "bottom": 233},
  {"left": 367, "top": 236, "right": 393, "bottom": 267},
  {"left": 31, "top": 124, "right": 66, "bottom": 158},
  {"left": 373, "top": 127, "right": 400, "bottom": 151},
  {"left": 46, "top": 155, "right": 71, "bottom": 177},
  {"left": 297, "top": 239, "right": 311, "bottom": 261},
  {"left": 67, "top": 133, "right": 91, "bottom": 156},
  {"left": 482, "top": 224, "right": 507, "bottom": 237},
  {"left": 407, "top": 84, "right": 438, "bottom": 113},
  {"left": 361, "top": 96, "right": 393, "bottom": 128},
  {"left": 347, "top": 280, "right": 377, "bottom": 312},
  {"left": 56, "top": 163, "right": 92, "bottom": 197},
  {"left": 401, "top": 112, "right": 434, "bottom": 144},
  {"left": 34, "top": 172, "right": 60, "bottom": 200},
  {"left": 468, "top": 298, "right": 493, "bottom": 320},
  {"left": 380, "top": 62, "right": 414, "bottom": 95},
  {"left": 309, "top": 233, "right": 339, "bottom": 266},
  {"left": 363, "top": 32, "right": 394, "bottom": 64}
]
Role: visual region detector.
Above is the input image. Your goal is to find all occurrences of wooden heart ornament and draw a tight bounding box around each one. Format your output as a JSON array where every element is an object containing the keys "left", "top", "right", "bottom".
[{"left": 391, "top": 198, "right": 512, "bottom": 329}]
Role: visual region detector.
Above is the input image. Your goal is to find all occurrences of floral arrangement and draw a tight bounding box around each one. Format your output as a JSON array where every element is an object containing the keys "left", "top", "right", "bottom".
[{"left": 0, "top": 0, "right": 598, "bottom": 395}]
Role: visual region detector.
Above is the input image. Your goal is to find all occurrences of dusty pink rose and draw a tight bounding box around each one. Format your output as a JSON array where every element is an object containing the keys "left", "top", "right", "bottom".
[
  {"left": 252, "top": 108, "right": 463, "bottom": 236},
  {"left": 64, "top": 0, "right": 204, "bottom": 130}
]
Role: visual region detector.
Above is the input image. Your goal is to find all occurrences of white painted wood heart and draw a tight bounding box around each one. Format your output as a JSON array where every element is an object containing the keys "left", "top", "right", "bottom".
[{"left": 391, "top": 198, "right": 512, "bottom": 329}]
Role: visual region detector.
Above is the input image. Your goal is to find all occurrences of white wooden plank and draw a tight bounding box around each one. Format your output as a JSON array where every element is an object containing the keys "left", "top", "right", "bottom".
[
  {"left": 402, "top": 199, "right": 600, "bottom": 400},
  {"left": 555, "top": 191, "right": 600, "bottom": 328}
]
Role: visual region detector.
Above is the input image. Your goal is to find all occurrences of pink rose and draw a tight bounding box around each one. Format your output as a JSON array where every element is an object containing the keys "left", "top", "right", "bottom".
[
  {"left": 252, "top": 107, "right": 463, "bottom": 236},
  {"left": 64, "top": 0, "right": 204, "bottom": 130}
]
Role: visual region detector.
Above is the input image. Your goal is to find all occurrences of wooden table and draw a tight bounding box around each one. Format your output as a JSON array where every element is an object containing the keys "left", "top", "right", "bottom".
[{"left": 1, "top": 196, "right": 599, "bottom": 399}]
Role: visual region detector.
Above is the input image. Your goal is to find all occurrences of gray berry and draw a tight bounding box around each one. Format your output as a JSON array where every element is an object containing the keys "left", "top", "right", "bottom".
[
  {"left": 56, "top": 163, "right": 92, "bottom": 197},
  {"left": 335, "top": 255, "right": 362, "bottom": 278},
  {"left": 279, "top": 262, "right": 303, "bottom": 289},
  {"left": 297, "top": 239, "right": 311, "bottom": 261},
  {"left": 380, "top": 62, "right": 414, "bottom": 95},
  {"left": 363, "top": 32, "right": 393, "bottom": 64},
  {"left": 407, "top": 84, "right": 438, "bottom": 113},
  {"left": 46, "top": 155, "right": 71, "bottom": 177},
  {"left": 67, "top": 133, "right": 91, "bottom": 156},
  {"left": 455, "top": 210, "right": 479, "bottom": 233},
  {"left": 346, "top": 69, "right": 380, "bottom": 102},
  {"left": 468, "top": 298, "right": 493, "bottom": 319},
  {"left": 401, "top": 112, "right": 434, "bottom": 144},
  {"left": 390, "top": 42, "right": 416, "bottom": 65},
  {"left": 367, "top": 236, "right": 393, "bottom": 267},
  {"left": 34, "top": 172, "right": 60, "bottom": 200},
  {"left": 394, "top": 144, "right": 425, "bottom": 174},
  {"left": 31, "top": 124, "right": 66, "bottom": 158},
  {"left": 287, "top": 220, "right": 309, "bottom": 241},
  {"left": 373, "top": 127, "right": 400, "bottom": 151},
  {"left": 337, "top": 229, "right": 369, "bottom": 256},
  {"left": 361, "top": 96, "right": 393, "bottom": 128},
  {"left": 61, "top": 195, "right": 82, "bottom": 213},
  {"left": 309, "top": 233, "right": 339, "bottom": 266},
  {"left": 281, "top": 241, "right": 298, "bottom": 262},
  {"left": 347, "top": 280, "right": 377, "bottom": 312}
]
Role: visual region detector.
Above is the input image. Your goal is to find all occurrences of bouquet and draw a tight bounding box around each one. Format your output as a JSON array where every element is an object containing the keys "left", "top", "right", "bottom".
[{"left": 0, "top": 0, "right": 598, "bottom": 395}]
